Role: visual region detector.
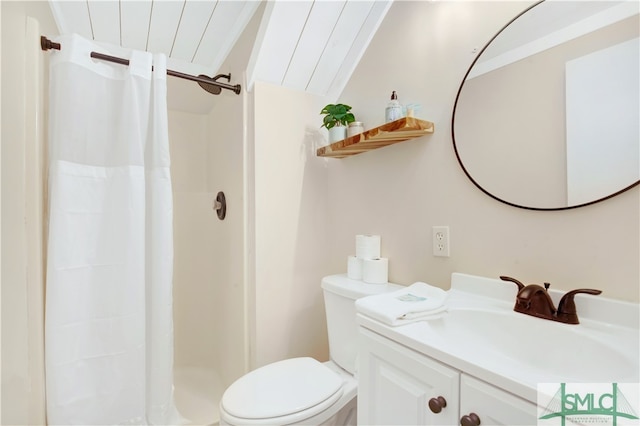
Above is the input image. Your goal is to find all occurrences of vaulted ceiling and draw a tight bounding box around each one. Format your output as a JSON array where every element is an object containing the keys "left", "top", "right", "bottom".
[
  {"left": 47, "top": 0, "right": 392, "bottom": 106},
  {"left": 247, "top": 0, "right": 392, "bottom": 99},
  {"left": 48, "top": 0, "right": 260, "bottom": 79}
]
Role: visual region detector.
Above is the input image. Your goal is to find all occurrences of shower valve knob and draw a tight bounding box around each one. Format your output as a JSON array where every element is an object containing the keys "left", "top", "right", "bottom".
[{"left": 213, "top": 191, "right": 226, "bottom": 220}]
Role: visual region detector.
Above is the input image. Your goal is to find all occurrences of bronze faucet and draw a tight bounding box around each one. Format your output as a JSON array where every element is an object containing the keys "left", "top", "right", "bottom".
[{"left": 499, "top": 276, "right": 602, "bottom": 324}]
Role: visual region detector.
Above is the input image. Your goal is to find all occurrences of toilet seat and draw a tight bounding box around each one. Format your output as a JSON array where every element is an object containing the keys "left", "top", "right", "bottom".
[{"left": 221, "top": 357, "right": 344, "bottom": 425}]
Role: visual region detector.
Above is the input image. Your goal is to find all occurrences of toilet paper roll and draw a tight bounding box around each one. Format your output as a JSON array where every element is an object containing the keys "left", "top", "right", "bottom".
[
  {"left": 356, "top": 234, "right": 381, "bottom": 259},
  {"left": 362, "top": 258, "right": 388, "bottom": 284},
  {"left": 347, "top": 256, "right": 363, "bottom": 280}
]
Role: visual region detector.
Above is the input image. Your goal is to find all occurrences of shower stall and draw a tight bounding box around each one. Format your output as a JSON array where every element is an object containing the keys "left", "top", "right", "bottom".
[
  {"left": 162, "top": 11, "right": 256, "bottom": 424},
  {"left": 1, "top": 6, "right": 250, "bottom": 424},
  {"left": 168, "top": 100, "right": 249, "bottom": 424}
]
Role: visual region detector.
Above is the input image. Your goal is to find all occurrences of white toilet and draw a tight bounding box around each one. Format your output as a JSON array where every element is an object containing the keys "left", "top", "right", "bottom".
[{"left": 219, "top": 274, "right": 401, "bottom": 425}]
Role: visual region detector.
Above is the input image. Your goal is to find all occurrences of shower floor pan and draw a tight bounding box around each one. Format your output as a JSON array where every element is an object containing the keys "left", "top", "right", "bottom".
[{"left": 174, "top": 366, "right": 224, "bottom": 426}]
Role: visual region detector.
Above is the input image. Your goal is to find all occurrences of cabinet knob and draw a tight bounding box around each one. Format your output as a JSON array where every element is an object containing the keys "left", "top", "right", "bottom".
[
  {"left": 460, "top": 412, "right": 481, "bottom": 426},
  {"left": 428, "top": 396, "right": 447, "bottom": 413}
]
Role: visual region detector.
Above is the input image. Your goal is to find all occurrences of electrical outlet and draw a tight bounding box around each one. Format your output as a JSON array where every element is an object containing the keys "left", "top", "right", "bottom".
[{"left": 432, "top": 226, "right": 450, "bottom": 257}]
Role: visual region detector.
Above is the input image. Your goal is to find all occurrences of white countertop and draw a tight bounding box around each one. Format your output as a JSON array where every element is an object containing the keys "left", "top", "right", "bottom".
[{"left": 356, "top": 273, "right": 640, "bottom": 403}]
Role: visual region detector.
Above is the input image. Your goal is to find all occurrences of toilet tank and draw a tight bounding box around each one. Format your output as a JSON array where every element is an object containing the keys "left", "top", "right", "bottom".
[{"left": 321, "top": 274, "right": 402, "bottom": 374}]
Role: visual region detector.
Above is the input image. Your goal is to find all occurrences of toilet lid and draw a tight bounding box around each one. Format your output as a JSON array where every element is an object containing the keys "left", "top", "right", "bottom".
[{"left": 221, "top": 357, "right": 343, "bottom": 420}]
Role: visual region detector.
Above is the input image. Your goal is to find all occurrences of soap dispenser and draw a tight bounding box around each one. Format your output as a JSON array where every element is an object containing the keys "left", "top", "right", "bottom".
[{"left": 385, "top": 91, "right": 403, "bottom": 123}]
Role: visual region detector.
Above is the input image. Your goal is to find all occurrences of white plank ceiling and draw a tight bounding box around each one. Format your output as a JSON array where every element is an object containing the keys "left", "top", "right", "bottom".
[
  {"left": 247, "top": 0, "right": 392, "bottom": 99},
  {"left": 48, "top": 0, "right": 260, "bottom": 79},
  {"left": 47, "top": 0, "right": 392, "bottom": 106}
]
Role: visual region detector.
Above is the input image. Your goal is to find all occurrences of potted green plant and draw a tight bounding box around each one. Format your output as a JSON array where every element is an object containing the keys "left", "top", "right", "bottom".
[{"left": 320, "top": 103, "right": 355, "bottom": 143}]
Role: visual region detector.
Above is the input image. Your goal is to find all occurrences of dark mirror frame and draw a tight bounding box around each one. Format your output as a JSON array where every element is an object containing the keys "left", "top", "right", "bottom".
[{"left": 451, "top": 0, "right": 640, "bottom": 211}]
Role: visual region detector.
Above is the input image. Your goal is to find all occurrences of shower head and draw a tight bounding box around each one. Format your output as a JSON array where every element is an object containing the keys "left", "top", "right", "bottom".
[
  {"left": 197, "top": 73, "right": 241, "bottom": 96},
  {"left": 197, "top": 75, "right": 223, "bottom": 95}
]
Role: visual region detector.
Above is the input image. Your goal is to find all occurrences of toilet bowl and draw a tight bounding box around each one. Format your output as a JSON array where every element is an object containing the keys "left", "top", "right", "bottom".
[
  {"left": 220, "top": 358, "right": 356, "bottom": 425},
  {"left": 219, "top": 274, "right": 402, "bottom": 426}
]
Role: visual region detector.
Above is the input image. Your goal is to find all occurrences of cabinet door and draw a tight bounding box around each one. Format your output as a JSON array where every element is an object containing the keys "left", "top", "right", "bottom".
[
  {"left": 459, "top": 374, "right": 537, "bottom": 425},
  {"left": 358, "top": 328, "right": 460, "bottom": 425}
]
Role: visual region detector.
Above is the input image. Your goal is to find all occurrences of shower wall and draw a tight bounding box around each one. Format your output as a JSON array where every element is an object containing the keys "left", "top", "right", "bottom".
[
  {"left": 169, "top": 110, "right": 218, "bottom": 370},
  {"left": 204, "top": 96, "right": 248, "bottom": 387},
  {"left": 169, "top": 99, "right": 247, "bottom": 389}
]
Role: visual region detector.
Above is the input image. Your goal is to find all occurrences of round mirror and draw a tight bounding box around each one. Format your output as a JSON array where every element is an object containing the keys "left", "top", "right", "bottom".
[{"left": 452, "top": 0, "right": 639, "bottom": 210}]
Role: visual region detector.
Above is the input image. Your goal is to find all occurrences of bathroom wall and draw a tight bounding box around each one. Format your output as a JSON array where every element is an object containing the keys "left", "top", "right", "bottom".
[
  {"left": 1, "top": 2, "right": 57, "bottom": 424},
  {"left": 328, "top": 1, "right": 639, "bottom": 302},
  {"left": 251, "top": 81, "right": 331, "bottom": 368}
]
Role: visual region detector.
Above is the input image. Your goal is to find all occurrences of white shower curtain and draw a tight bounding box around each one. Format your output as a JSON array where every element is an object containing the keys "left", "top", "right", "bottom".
[{"left": 45, "top": 34, "right": 183, "bottom": 425}]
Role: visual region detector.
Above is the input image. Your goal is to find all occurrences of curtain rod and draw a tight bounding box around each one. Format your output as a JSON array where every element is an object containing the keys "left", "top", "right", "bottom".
[{"left": 40, "top": 36, "right": 241, "bottom": 95}]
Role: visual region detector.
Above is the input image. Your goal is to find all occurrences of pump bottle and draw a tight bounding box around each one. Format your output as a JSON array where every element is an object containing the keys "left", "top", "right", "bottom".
[{"left": 385, "top": 91, "right": 403, "bottom": 123}]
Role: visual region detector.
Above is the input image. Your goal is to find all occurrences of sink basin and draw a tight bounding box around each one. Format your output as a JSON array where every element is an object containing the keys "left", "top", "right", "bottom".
[
  {"left": 356, "top": 273, "right": 640, "bottom": 403},
  {"left": 424, "top": 307, "right": 637, "bottom": 382}
]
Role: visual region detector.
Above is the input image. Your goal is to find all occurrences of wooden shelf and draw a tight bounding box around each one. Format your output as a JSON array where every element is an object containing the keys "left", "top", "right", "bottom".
[{"left": 316, "top": 117, "right": 434, "bottom": 158}]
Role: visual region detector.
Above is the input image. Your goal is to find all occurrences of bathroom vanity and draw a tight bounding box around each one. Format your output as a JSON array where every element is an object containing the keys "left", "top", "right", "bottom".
[
  {"left": 356, "top": 273, "right": 639, "bottom": 425},
  {"left": 358, "top": 327, "right": 536, "bottom": 425}
]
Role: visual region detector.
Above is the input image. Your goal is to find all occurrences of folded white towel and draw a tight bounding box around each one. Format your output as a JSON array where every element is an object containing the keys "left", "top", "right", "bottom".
[{"left": 356, "top": 282, "right": 448, "bottom": 326}]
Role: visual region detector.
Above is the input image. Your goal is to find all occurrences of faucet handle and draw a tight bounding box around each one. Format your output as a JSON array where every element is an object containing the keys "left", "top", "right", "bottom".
[
  {"left": 557, "top": 288, "right": 602, "bottom": 324},
  {"left": 500, "top": 275, "right": 525, "bottom": 291}
]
